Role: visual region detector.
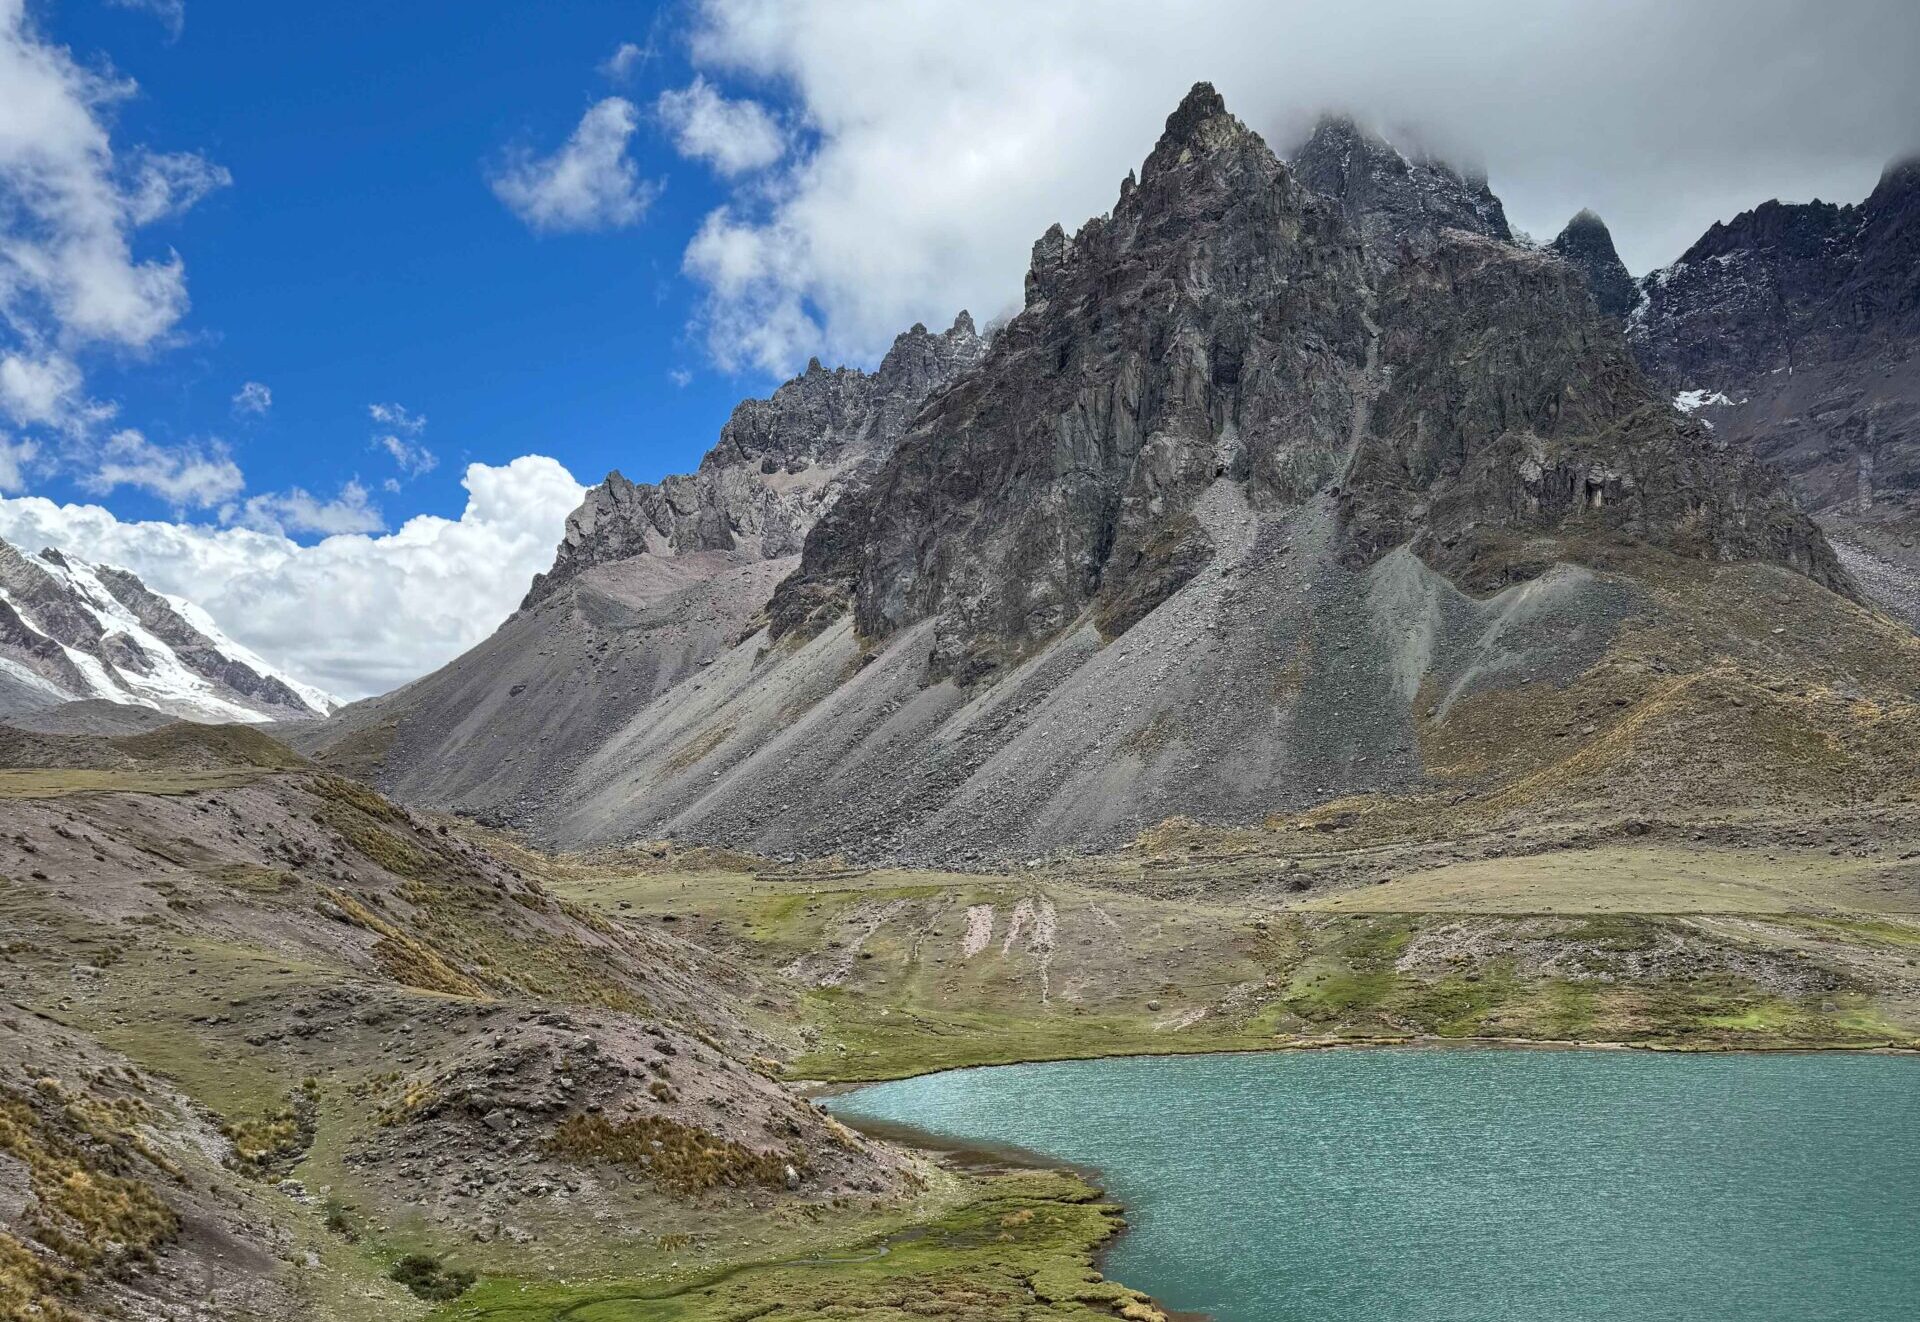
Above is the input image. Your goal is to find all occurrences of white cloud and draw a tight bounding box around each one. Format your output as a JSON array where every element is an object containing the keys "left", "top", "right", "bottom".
[
  {"left": 367, "top": 402, "right": 421, "bottom": 429},
  {"left": 668, "top": 367, "right": 692, "bottom": 387},
  {"left": 0, "top": 0, "right": 226, "bottom": 499},
  {"left": 0, "top": 434, "right": 37, "bottom": 491},
  {"left": 0, "top": 351, "right": 84, "bottom": 427},
  {"left": 0, "top": 2, "right": 227, "bottom": 351},
  {"left": 368, "top": 401, "right": 436, "bottom": 479},
  {"left": 233, "top": 480, "right": 383, "bottom": 538},
  {"left": 677, "top": 0, "right": 1920, "bottom": 375},
  {"left": 376, "top": 433, "right": 436, "bottom": 477},
  {"left": 489, "top": 97, "right": 658, "bottom": 233},
  {"left": 105, "top": 0, "right": 186, "bottom": 39},
  {"left": 81, "top": 428, "right": 243, "bottom": 508},
  {"left": 0, "top": 455, "right": 587, "bottom": 698},
  {"left": 601, "top": 40, "right": 649, "bottom": 83},
  {"left": 656, "top": 75, "right": 784, "bottom": 177},
  {"left": 231, "top": 380, "right": 272, "bottom": 415}
]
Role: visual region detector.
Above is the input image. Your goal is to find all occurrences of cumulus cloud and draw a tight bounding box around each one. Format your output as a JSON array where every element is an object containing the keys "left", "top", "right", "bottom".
[
  {"left": 656, "top": 76, "right": 784, "bottom": 177},
  {"left": 0, "top": 352, "right": 86, "bottom": 428},
  {"left": 231, "top": 380, "right": 272, "bottom": 415},
  {"left": 81, "top": 429, "right": 243, "bottom": 508},
  {"left": 0, "top": 0, "right": 229, "bottom": 495},
  {"left": 678, "top": 0, "right": 1920, "bottom": 375},
  {"left": 0, "top": 2, "right": 228, "bottom": 351},
  {"left": 0, "top": 455, "right": 587, "bottom": 698},
  {"left": 489, "top": 97, "right": 658, "bottom": 233},
  {"left": 233, "top": 480, "right": 383, "bottom": 538}
]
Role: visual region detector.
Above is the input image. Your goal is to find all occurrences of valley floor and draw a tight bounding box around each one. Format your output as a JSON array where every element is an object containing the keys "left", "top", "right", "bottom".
[
  {"left": 4, "top": 752, "right": 1916, "bottom": 1320},
  {"left": 538, "top": 812, "right": 1920, "bottom": 1085}
]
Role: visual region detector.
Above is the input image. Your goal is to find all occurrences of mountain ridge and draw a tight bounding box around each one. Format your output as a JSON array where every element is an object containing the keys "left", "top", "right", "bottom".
[
  {"left": 302, "top": 83, "right": 1872, "bottom": 866},
  {"left": 0, "top": 536, "right": 335, "bottom": 724}
]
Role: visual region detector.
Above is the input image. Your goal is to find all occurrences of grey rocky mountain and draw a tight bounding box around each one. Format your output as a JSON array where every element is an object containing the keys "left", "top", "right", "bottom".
[
  {"left": 309, "top": 83, "right": 1854, "bottom": 864},
  {"left": 0, "top": 537, "right": 333, "bottom": 723},
  {"left": 523, "top": 315, "right": 986, "bottom": 608},
  {"left": 1550, "top": 210, "right": 1637, "bottom": 322},
  {"left": 299, "top": 311, "right": 985, "bottom": 821},
  {"left": 1286, "top": 112, "right": 1510, "bottom": 269},
  {"left": 1625, "top": 156, "right": 1920, "bottom": 621}
]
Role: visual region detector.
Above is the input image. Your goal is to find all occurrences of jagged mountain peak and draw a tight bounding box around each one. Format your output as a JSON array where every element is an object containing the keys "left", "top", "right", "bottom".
[
  {"left": 521, "top": 311, "right": 988, "bottom": 610},
  {"left": 317, "top": 79, "right": 1860, "bottom": 866},
  {"left": 773, "top": 80, "right": 1836, "bottom": 685},
  {"left": 1549, "top": 208, "right": 1637, "bottom": 322},
  {"left": 1288, "top": 111, "right": 1510, "bottom": 267},
  {"left": 1141, "top": 81, "right": 1265, "bottom": 177},
  {"left": 0, "top": 536, "right": 335, "bottom": 723},
  {"left": 1559, "top": 207, "right": 1611, "bottom": 237}
]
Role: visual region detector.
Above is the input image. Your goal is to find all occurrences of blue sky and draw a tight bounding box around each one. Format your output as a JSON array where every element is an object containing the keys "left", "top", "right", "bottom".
[
  {"left": 3, "top": 1, "right": 1914, "bottom": 699},
  {"left": 30, "top": 0, "right": 746, "bottom": 529}
]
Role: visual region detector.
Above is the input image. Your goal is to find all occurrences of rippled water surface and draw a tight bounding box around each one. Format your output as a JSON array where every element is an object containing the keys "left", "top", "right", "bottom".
[{"left": 829, "top": 1049, "right": 1919, "bottom": 1322}]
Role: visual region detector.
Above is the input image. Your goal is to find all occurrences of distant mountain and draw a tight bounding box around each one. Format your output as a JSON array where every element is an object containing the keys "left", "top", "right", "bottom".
[
  {"left": 524, "top": 315, "right": 986, "bottom": 608},
  {"left": 1626, "top": 156, "right": 1920, "bottom": 621},
  {"left": 299, "top": 314, "right": 985, "bottom": 816},
  {"left": 302, "top": 84, "right": 1880, "bottom": 865},
  {"left": 0, "top": 537, "right": 335, "bottom": 723}
]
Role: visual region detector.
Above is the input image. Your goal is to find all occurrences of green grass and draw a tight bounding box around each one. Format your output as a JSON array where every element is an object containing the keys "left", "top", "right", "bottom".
[
  {"left": 424, "top": 1169, "right": 1167, "bottom": 1322},
  {"left": 0, "top": 767, "right": 269, "bottom": 797},
  {"left": 1535, "top": 981, "right": 1599, "bottom": 1039}
]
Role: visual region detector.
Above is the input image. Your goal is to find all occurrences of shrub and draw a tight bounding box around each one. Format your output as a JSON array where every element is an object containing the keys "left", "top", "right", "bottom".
[{"left": 388, "top": 1252, "right": 475, "bottom": 1302}]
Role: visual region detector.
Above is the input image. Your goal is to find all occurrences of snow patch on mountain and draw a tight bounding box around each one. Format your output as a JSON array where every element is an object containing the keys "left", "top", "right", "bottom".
[
  {"left": 1673, "top": 388, "right": 1736, "bottom": 413},
  {"left": 0, "top": 540, "right": 337, "bottom": 723}
]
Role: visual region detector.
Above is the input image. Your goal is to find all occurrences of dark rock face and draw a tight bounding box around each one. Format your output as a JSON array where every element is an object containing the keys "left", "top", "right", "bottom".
[
  {"left": 775, "top": 84, "right": 1374, "bottom": 681},
  {"left": 1287, "top": 113, "right": 1511, "bottom": 269},
  {"left": 522, "top": 316, "right": 986, "bottom": 608},
  {"left": 1549, "top": 210, "right": 1637, "bottom": 322},
  {"left": 1631, "top": 158, "right": 1919, "bottom": 388},
  {"left": 1346, "top": 232, "right": 1842, "bottom": 592},
  {"left": 773, "top": 84, "right": 1844, "bottom": 685},
  {"left": 1626, "top": 157, "right": 1920, "bottom": 618}
]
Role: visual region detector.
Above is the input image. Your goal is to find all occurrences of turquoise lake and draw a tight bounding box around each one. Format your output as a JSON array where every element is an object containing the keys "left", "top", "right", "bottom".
[{"left": 828, "top": 1049, "right": 1919, "bottom": 1322}]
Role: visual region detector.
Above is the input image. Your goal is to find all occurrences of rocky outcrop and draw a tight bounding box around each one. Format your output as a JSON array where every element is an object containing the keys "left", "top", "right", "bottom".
[
  {"left": 1550, "top": 210, "right": 1637, "bottom": 322},
  {"left": 1625, "top": 157, "right": 1920, "bottom": 619},
  {"left": 773, "top": 84, "right": 1844, "bottom": 685},
  {"left": 1344, "top": 231, "right": 1844, "bottom": 593},
  {"left": 1287, "top": 113, "right": 1510, "bottom": 269},
  {"left": 1631, "top": 158, "right": 1919, "bottom": 389},
  {"left": 523, "top": 315, "right": 986, "bottom": 608},
  {"left": 774, "top": 84, "right": 1374, "bottom": 680}
]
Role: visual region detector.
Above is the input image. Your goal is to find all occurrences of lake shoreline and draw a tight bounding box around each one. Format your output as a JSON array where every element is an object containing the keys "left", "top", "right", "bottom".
[
  {"left": 825, "top": 1106, "right": 1207, "bottom": 1322},
  {"left": 796, "top": 1028, "right": 1920, "bottom": 1093},
  {"left": 821, "top": 1040, "right": 1919, "bottom": 1322}
]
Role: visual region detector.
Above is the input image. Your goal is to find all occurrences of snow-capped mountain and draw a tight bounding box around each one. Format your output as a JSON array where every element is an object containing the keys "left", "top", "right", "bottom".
[{"left": 0, "top": 536, "right": 336, "bottom": 724}]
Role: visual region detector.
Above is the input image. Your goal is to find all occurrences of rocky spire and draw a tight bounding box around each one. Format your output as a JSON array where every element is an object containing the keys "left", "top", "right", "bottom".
[
  {"left": 1140, "top": 81, "right": 1260, "bottom": 180},
  {"left": 1288, "top": 113, "right": 1511, "bottom": 268},
  {"left": 772, "top": 82, "right": 1845, "bottom": 683},
  {"left": 1550, "top": 209, "right": 1637, "bottom": 322}
]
